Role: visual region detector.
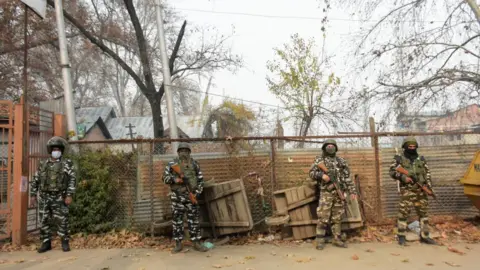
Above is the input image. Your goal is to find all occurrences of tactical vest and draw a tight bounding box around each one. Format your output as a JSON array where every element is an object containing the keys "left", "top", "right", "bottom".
[
  {"left": 170, "top": 158, "right": 197, "bottom": 192},
  {"left": 397, "top": 155, "right": 427, "bottom": 185},
  {"left": 39, "top": 160, "right": 67, "bottom": 192}
]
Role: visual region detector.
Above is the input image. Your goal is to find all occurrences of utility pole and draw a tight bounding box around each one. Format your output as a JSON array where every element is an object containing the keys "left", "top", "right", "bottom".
[
  {"left": 54, "top": 0, "right": 77, "bottom": 141},
  {"left": 126, "top": 123, "right": 137, "bottom": 152},
  {"left": 154, "top": 0, "right": 178, "bottom": 153}
]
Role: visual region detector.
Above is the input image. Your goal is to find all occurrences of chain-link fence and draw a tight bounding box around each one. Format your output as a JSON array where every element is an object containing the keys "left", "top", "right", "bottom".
[{"left": 67, "top": 131, "right": 480, "bottom": 234}]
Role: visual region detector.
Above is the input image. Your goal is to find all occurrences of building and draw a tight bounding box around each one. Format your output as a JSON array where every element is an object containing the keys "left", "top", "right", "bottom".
[{"left": 396, "top": 104, "right": 480, "bottom": 146}]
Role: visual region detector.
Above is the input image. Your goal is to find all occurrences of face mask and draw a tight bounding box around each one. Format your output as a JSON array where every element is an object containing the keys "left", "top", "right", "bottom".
[
  {"left": 51, "top": 150, "right": 62, "bottom": 159},
  {"left": 405, "top": 148, "right": 417, "bottom": 155}
]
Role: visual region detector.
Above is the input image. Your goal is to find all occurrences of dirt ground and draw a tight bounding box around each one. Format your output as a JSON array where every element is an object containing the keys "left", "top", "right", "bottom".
[{"left": 0, "top": 241, "right": 478, "bottom": 270}]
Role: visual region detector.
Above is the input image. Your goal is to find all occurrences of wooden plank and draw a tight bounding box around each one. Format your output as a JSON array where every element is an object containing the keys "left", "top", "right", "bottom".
[
  {"left": 289, "top": 220, "right": 317, "bottom": 226},
  {"left": 200, "top": 221, "right": 250, "bottom": 227},
  {"left": 295, "top": 188, "right": 307, "bottom": 239},
  {"left": 207, "top": 185, "right": 243, "bottom": 201},
  {"left": 287, "top": 197, "right": 317, "bottom": 211}
]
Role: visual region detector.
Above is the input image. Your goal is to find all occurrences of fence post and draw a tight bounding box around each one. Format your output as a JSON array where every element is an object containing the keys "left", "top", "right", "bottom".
[
  {"left": 269, "top": 139, "right": 277, "bottom": 212},
  {"left": 149, "top": 142, "right": 155, "bottom": 236},
  {"left": 53, "top": 114, "right": 66, "bottom": 137},
  {"left": 12, "top": 103, "right": 28, "bottom": 246},
  {"left": 369, "top": 117, "right": 383, "bottom": 222}
]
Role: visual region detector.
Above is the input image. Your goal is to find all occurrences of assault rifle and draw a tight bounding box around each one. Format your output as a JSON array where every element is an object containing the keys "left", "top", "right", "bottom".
[
  {"left": 317, "top": 163, "right": 346, "bottom": 201},
  {"left": 395, "top": 165, "right": 437, "bottom": 200},
  {"left": 171, "top": 163, "right": 198, "bottom": 204}
]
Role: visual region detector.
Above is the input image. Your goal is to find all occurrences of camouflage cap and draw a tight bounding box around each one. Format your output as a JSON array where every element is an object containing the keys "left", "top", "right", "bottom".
[
  {"left": 322, "top": 139, "right": 338, "bottom": 151},
  {"left": 46, "top": 136, "right": 68, "bottom": 154},
  {"left": 402, "top": 136, "right": 418, "bottom": 148},
  {"left": 177, "top": 142, "right": 192, "bottom": 152}
]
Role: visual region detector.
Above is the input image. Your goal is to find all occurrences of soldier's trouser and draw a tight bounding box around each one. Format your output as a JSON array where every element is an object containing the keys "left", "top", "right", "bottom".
[
  {"left": 397, "top": 190, "right": 429, "bottom": 238},
  {"left": 39, "top": 192, "right": 70, "bottom": 242},
  {"left": 170, "top": 191, "right": 201, "bottom": 241},
  {"left": 316, "top": 192, "right": 344, "bottom": 240}
]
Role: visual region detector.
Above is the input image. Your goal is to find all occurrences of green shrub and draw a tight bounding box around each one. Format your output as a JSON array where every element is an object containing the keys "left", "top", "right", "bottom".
[{"left": 67, "top": 148, "right": 135, "bottom": 234}]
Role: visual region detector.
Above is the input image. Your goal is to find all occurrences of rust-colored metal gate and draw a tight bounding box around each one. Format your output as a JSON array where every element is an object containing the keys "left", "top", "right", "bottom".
[
  {"left": 26, "top": 106, "right": 55, "bottom": 232},
  {"left": 0, "top": 101, "right": 14, "bottom": 240}
]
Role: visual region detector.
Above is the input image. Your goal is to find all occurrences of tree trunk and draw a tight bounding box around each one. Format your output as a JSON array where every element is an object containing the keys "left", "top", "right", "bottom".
[
  {"left": 297, "top": 117, "right": 313, "bottom": 148},
  {"left": 148, "top": 93, "right": 164, "bottom": 153}
]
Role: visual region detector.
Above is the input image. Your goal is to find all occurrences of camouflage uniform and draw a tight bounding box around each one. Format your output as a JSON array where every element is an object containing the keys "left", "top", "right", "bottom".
[
  {"left": 389, "top": 137, "right": 436, "bottom": 245},
  {"left": 163, "top": 142, "right": 208, "bottom": 253},
  {"left": 309, "top": 139, "right": 357, "bottom": 249},
  {"left": 30, "top": 136, "right": 76, "bottom": 253}
]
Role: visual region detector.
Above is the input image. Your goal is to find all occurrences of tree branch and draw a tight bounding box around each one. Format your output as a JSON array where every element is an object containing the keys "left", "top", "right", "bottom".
[
  {"left": 0, "top": 34, "right": 79, "bottom": 55},
  {"left": 46, "top": 0, "right": 148, "bottom": 94}
]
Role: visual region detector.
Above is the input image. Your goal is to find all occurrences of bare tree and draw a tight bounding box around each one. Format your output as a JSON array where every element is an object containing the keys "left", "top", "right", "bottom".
[
  {"left": 46, "top": 0, "right": 242, "bottom": 141},
  {"left": 325, "top": 0, "right": 480, "bottom": 123}
]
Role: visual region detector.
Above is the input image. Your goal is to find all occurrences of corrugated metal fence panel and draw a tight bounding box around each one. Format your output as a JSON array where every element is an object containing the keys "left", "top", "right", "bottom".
[{"left": 381, "top": 144, "right": 480, "bottom": 218}]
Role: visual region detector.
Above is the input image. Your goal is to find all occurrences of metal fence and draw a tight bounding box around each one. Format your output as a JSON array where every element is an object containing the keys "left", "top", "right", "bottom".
[{"left": 67, "top": 131, "right": 480, "bottom": 233}]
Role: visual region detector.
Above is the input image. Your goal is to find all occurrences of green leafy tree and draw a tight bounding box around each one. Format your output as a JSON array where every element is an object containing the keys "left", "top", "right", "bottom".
[
  {"left": 266, "top": 34, "right": 346, "bottom": 147},
  {"left": 202, "top": 100, "right": 256, "bottom": 138}
]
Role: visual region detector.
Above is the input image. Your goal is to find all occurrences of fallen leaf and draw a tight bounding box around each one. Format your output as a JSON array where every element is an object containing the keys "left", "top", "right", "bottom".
[
  {"left": 444, "top": 262, "right": 461, "bottom": 267},
  {"left": 295, "top": 257, "right": 313, "bottom": 263},
  {"left": 100, "top": 268, "right": 110, "bottom": 270},
  {"left": 442, "top": 231, "right": 448, "bottom": 239},
  {"left": 286, "top": 254, "right": 295, "bottom": 257},
  {"left": 244, "top": 256, "right": 255, "bottom": 260},
  {"left": 246, "top": 268, "right": 255, "bottom": 270},
  {"left": 238, "top": 261, "right": 245, "bottom": 264},
  {"left": 401, "top": 259, "right": 409, "bottom": 263},
  {"left": 206, "top": 254, "right": 212, "bottom": 257},
  {"left": 426, "top": 263, "right": 434, "bottom": 266},
  {"left": 390, "top": 253, "right": 400, "bottom": 256},
  {"left": 146, "top": 253, "right": 151, "bottom": 256},
  {"left": 351, "top": 254, "right": 359, "bottom": 260},
  {"left": 212, "top": 265, "right": 223, "bottom": 269},
  {"left": 137, "top": 268, "right": 145, "bottom": 270},
  {"left": 224, "top": 256, "right": 230, "bottom": 259},
  {"left": 365, "top": 249, "right": 374, "bottom": 253},
  {"left": 447, "top": 246, "right": 465, "bottom": 255},
  {"left": 0, "top": 260, "right": 9, "bottom": 265},
  {"left": 57, "top": 257, "right": 77, "bottom": 262},
  {"left": 14, "top": 259, "right": 25, "bottom": 264},
  {"left": 271, "top": 251, "right": 276, "bottom": 256},
  {"left": 465, "top": 246, "right": 472, "bottom": 250}
]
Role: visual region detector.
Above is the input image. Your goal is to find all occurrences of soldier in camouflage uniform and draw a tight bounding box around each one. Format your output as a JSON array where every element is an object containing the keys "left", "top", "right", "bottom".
[
  {"left": 389, "top": 137, "right": 437, "bottom": 246},
  {"left": 30, "top": 136, "right": 76, "bottom": 253},
  {"left": 309, "top": 139, "right": 357, "bottom": 250},
  {"left": 163, "top": 142, "right": 208, "bottom": 253}
]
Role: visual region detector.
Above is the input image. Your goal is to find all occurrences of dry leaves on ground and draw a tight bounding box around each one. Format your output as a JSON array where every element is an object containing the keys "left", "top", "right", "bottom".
[
  {"left": 390, "top": 253, "right": 400, "bottom": 256},
  {"left": 365, "top": 248, "right": 374, "bottom": 253},
  {"left": 444, "top": 261, "right": 461, "bottom": 267},
  {"left": 351, "top": 254, "right": 359, "bottom": 260},
  {"left": 295, "top": 257, "right": 313, "bottom": 263},
  {"left": 447, "top": 246, "right": 465, "bottom": 255},
  {"left": 426, "top": 263, "right": 434, "bottom": 266}
]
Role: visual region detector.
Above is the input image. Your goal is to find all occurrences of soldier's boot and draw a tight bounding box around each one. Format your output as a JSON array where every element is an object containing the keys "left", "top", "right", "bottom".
[
  {"left": 171, "top": 240, "right": 183, "bottom": 254},
  {"left": 420, "top": 237, "right": 437, "bottom": 245},
  {"left": 332, "top": 238, "right": 348, "bottom": 248},
  {"left": 316, "top": 237, "right": 326, "bottom": 250},
  {"left": 37, "top": 240, "right": 52, "bottom": 253},
  {"left": 193, "top": 241, "right": 208, "bottom": 252},
  {"left": 398, "top": 235, "right": 406, "bottom": 246},
  {"left": 62, "top": 239, "right": 71, "bottom": 252}
]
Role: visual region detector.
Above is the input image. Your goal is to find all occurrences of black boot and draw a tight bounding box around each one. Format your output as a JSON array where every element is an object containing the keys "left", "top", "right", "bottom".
[
  {"left": 398, "top": 235, "right": 406, "bottom": 246},
  {"left": 171, "top": 240, "right": 183, "bottom": 254},
  {"left": 332, "top": 238, "right": 348, "bottom": 248},
  {"left": 37, "top": 240, "right": 52, "bottom": 253},
  {"left": 420, "top": 237, "right": 437, "bottom": 245},
  {"left": 62, "top": 239, "right": 71, "bottom": 252},
  {"left": 316, "top": 237, "right": 326, "bottom": 250},
  {"left": 193, "top": 241, "right": 208, "bottom": 252}
]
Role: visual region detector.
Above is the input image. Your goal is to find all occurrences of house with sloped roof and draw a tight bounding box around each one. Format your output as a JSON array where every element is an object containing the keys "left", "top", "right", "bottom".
[{"left": 73, "top": 105, "right": 204, "bottom": 140}]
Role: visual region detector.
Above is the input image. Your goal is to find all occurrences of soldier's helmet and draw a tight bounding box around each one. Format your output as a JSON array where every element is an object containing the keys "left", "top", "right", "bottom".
[
  {"left": 177, "top": 142, "right": 192, "bottom": 152},
  {"left": 46, "top": 136, "right": 68, "bottom": 154},
  {"left": 322, "top": 139, "right": 338, "bottom": 152},
  {"left": 402, "top": 136, "right": 418, "bottom": 149}
]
